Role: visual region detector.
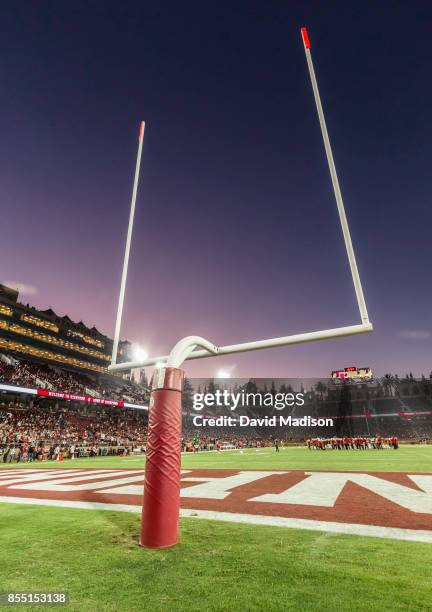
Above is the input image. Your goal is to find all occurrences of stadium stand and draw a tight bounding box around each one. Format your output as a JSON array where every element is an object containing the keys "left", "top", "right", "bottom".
[
  {"left": 0, "top": 355, "right": 148, "bottom": 404},
  {"left": 1, "top": 281, "right": 431, "bottom": 460},
  {"left": 0, "top": 283, "right": 133, "bottom": 373},
  {"left": 0, "top": 403, "right": 148, "bottom": 461}
]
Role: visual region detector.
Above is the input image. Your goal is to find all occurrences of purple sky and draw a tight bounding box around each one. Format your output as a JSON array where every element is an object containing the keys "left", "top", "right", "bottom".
[{"left": 2, "top": 2, "right": 432, "bottom": 377}]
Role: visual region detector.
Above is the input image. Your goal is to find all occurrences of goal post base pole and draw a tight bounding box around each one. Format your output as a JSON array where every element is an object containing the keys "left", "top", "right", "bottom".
[{"left": 140, "top": 367, "right": 183, "bottom": 549}]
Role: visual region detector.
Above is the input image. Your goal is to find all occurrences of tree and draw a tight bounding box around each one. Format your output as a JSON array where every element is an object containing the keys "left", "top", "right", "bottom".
[
  {"left": 315, "top": 381, "right": 327, "bottom": 400},
  {"left": 139, "top": 369, "right": 149, "bottom": 389},
  {"left": 182, "top": 377, "right": 195, "bottom": 412}
]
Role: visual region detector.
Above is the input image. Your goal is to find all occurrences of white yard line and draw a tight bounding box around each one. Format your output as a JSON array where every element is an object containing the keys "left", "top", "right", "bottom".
[{"left": 0, "top": 496, "right": 431, "bottom": 543}]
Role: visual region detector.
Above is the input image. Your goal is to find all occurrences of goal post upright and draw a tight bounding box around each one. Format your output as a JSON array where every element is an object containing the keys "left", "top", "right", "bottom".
[
  {"left": 111, "top": 121, "right": 145, "bottom": 367},
  {"left": 140, "top": 367, "right": 183, "bottom": 548},
  {"left": 300, "top": 27, "right": 370, "bottom": 326},
  {"left": 140, "top": 337, "right": 218, "bottom": 548}
]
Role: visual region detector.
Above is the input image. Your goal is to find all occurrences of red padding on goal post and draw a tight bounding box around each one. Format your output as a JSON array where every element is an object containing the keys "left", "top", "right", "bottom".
[{"left": 140, "top": 368, "right": 183, "bottom": 548}]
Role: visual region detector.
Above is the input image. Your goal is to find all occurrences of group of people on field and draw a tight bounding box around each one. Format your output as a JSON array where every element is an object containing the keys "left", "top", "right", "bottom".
[{"left": 306, "top": 436, "right": 399, "bottom": 450}]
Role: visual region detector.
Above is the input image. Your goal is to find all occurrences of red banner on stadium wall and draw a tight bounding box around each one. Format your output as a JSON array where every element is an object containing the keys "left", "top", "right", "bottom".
[
  {"left": 36, "top": 389, "right": 124, "bottom": 407},
  {"left": 0, "top": 383, "right": 147, "bottom": 410}
]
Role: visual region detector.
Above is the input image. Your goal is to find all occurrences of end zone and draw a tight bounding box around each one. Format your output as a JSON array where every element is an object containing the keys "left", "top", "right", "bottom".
[{"left": 0, "top": 468, "right": 431, "bottom": 543}]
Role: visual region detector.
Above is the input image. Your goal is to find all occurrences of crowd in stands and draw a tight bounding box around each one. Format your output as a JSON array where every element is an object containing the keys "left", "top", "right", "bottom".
[
  {"left": 1, "top": 364, "right": 432, "bottom": 462},
  {"left": 0, "top": 397, "right": 430, "bottom": 462},
  {"left": 0, "top": 402, "right": 281, "bottom": 461},
  {"left": 0, "top": 355, "right": 149, "bottom": 404},
  {"left": 0, "top": 403, "right": 148, "bottom": 462}
]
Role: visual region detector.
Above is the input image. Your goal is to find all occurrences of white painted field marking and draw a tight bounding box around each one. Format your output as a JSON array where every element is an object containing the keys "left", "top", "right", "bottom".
[
  {"left": 180, "top": 509, "right": 432, "bottom": 543},
  {"left": 410, "top": 475, "right": 432, "bottom": 495},
  {"left": 251, "top": 472, "right": 347, "bottom": 507},
  {"left": 0, "top": 469, "right": 64, "bottom": 476},
  {"left": 96, "top": 484, "right": 144, "bottom": 496},
  {"left": 97, "top": 470, "right": 192, "bottom": 495},
  {"left": 251, "top": 472, "right": 432, "bottom": 513},
  {"left": 12, "top": 471, "right": 141, "bottom": 492},
  {"left": 0, "top": 470, "right": 44, "bottom": 480},
  {"left": 0, "top": 496, "right": 140, "bottom": 513},
  {"left": 0, "top": 469, "right": 43, "bottom": 475},
  {"left": 0, "top": 496, "right": 431, "bottom": 543},
  {"left": 0, "top": 470, "right": 86, "bottom": 486},
  {"left": 180, "top": 471, "right": 286, "bottom": 499}
]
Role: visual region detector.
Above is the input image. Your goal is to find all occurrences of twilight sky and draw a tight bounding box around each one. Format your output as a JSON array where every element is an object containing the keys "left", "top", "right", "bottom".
[{"left": 1, "top": 1, "right": 431, "bottom": 377}]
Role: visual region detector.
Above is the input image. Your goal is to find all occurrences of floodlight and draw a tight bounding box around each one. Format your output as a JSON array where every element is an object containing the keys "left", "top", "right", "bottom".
[{"left": 131, "top": 344, "right": 148, "bottom": 362}]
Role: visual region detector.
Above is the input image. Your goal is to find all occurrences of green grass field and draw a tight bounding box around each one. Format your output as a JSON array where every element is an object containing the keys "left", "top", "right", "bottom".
[
  {"left": 1, "top": 446, "right": 431, "bottom": 611},
  {"left": 1, "top": 444, "right": 431, "bottom": 472}
]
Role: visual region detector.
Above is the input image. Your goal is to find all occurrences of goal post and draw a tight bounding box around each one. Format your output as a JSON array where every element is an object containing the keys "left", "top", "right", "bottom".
[
  {"left": 109, "top": 27, "right": 373, "bottom": 548},
  {"left": 140, "top": 368, "right": 183, "bottom": 548}
]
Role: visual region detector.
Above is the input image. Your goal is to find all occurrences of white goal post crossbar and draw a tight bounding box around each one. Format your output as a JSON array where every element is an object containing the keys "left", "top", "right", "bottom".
[{"left": 109, "top": 27, "right": 372, "bottom": 374}]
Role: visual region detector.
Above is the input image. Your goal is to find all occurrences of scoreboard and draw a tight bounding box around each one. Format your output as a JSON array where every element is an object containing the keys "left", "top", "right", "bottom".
[{"left": 331, "top": 366, "right": 373, "bottom": 382}]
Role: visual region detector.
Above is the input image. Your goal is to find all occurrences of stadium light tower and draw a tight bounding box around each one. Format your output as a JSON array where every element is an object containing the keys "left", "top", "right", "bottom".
[{"left": 109, "top": 28, "right": 373, "bottom": 549}]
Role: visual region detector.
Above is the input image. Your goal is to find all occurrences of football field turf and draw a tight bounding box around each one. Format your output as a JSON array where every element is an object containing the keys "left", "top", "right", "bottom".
[
  {"left": 1, "top": 446, "right": 431, "bottom": 611},
  {"left": 1, "top": 444, "right": 431, "bottom": 472}
]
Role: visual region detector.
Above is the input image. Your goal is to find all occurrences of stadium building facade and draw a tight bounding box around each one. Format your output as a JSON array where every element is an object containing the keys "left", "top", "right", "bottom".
[{"left": 0, "top": 284, "right": 131, "bottom": 374}]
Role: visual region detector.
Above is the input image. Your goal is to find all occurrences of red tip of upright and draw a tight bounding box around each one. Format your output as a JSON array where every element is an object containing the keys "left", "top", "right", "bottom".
[
  {"left": 139, "top": 121, "right": 145, "bottom": 141},
  {"left": 301, "top": 27, "right": 311, "bottom": 49}
]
